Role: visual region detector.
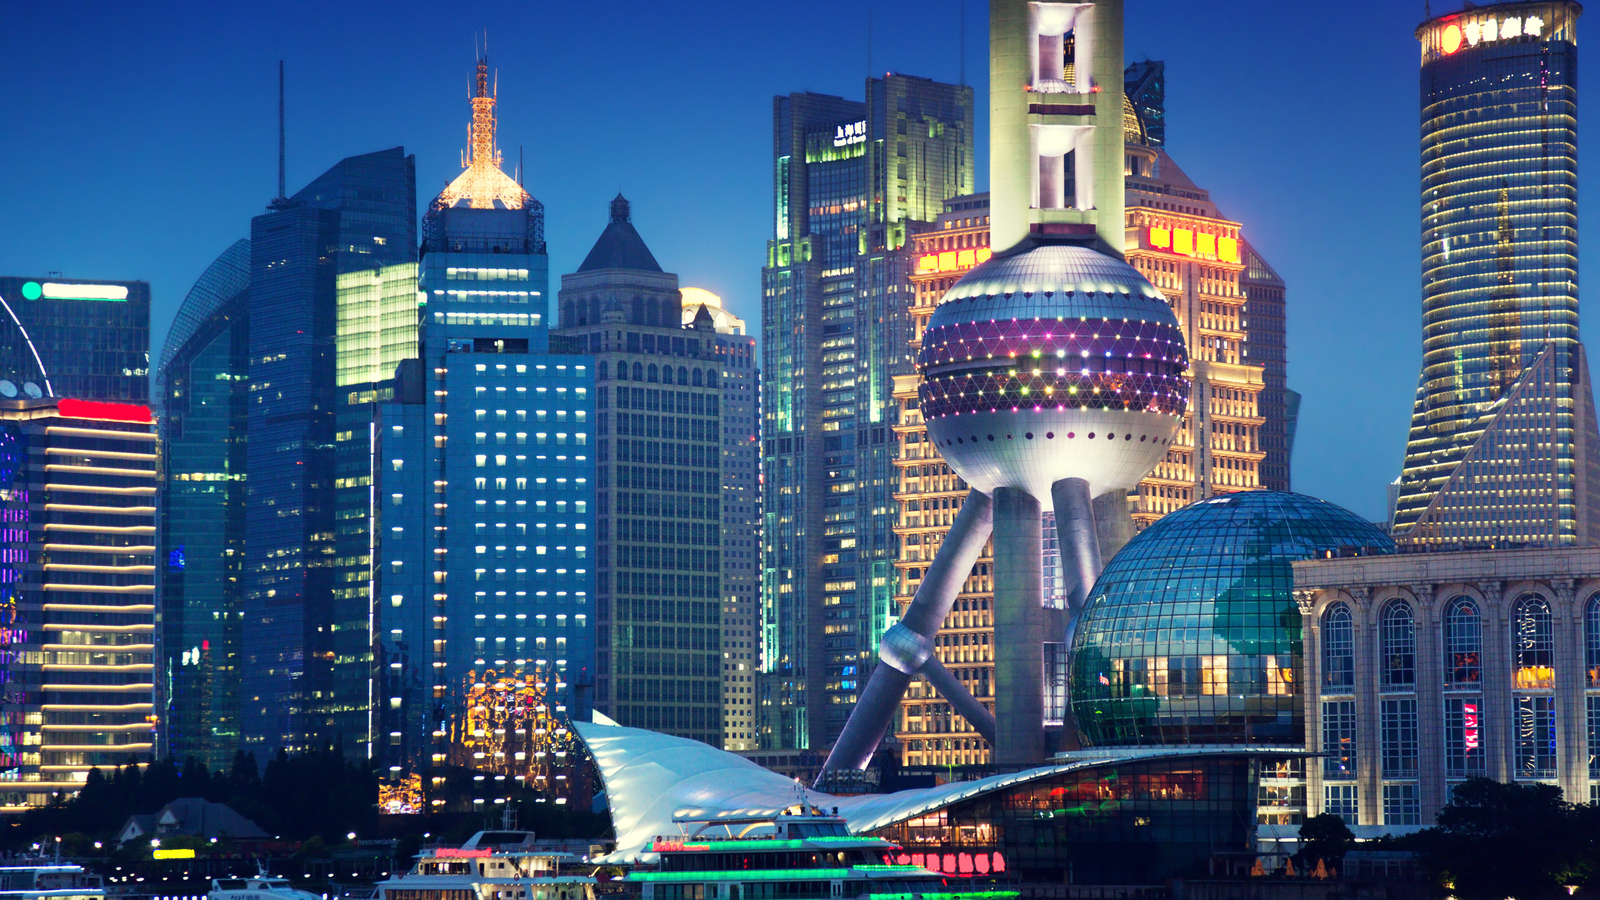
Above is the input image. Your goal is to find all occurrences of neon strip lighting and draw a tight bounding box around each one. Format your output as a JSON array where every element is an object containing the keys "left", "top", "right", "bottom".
[
  {"left": 46, "top": 426, "right": 157, "bottom": 441},
  {"left": 39, "top": 684, "right": 153, "bottom": 691},
  {"left": 43, "top": 624, "right": 153, "bottom": 632},
  {"left": 56, "top": 399, "right": 152, "bottom": 423},
  {"left": 41, "top": 703, "right": 151, "bottom": 710},
  {"left": 43, "top": 564, "right": 155, "bottom": 573},
  {"left": 43, "top": 664, "right": 155, "bottom": 672},
  {"left": 42, "top": 645, "right": 154, "bottom": 652},
  {"left": 39, "top": 283, "right": 129, "bottom": 301},
  {"left": 45, "top": 465, "right": 156, "bottom": 477},
  {"left": 44, "top": 486, "right": 157, "bottom": 495},
  {"left": 43, "top": 603, "right": 155, "bottom": 611},
  {"left": 44, "top": 448, "right": 159, "bottom": 461},
  {"left": 631, "top": 870, "right": 851, "bottom": 883},
  {"left": 44, "top": 523, "right": 157, "bottom": 532},
  {"left": 44, "top": 544, "right": 156, "bottom": 553},
  {"left": 0, "top": 292, "right": 51, "bottom": 395}
]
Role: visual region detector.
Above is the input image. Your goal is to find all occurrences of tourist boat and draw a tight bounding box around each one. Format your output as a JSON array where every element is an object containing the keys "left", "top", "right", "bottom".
[
  {"left": 630, "top": 810, "right": 1009, "bottom": 900},
  {"left": 0, "top": 862, "right": 104, "bottom": 900},
  {"left": 376, "top": 830, "right": 596, "bottom": 900},
  {"left": 207, "top": 874, "right": 321, "bottom": 900}
]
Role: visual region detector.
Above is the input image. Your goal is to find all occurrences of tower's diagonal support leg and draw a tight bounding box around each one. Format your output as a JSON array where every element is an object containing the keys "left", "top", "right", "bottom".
[
  {"left": 921, "top": 656, "right": 996, "bottom": 743},
  {"left": 1050, "top": 477, "right": 1105, "bottom": 750},
  {"left": 817, "top": 490, "right": 994, "bottom": 780}
]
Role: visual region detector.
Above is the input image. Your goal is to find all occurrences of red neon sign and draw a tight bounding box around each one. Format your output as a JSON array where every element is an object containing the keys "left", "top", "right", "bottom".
[
  {"left": 57, "top": 398, "right": 153, "bottom": 423},
  {"left": 1463, "top": 701, "right": 1479, "bottom": 751},
  {"left": 435, "top": 848, "right": 492, "bottom": 858},
  {"left": 650, "top": 842, "right": 710, "bottom": 852}
]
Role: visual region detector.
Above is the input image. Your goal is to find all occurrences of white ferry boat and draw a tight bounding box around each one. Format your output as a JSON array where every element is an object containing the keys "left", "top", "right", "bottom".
[
  {"left": 206, "top": 875, "right": 322, "bottom": 900},
  {"left": 0, "top": 862, "right": 104, "bottom": 900},
  {"left": 376, "top": 830, "right": 595, "bottom": 900},
  {"left": 630, "top": 811, "right": 1008, "bottom": 900}
]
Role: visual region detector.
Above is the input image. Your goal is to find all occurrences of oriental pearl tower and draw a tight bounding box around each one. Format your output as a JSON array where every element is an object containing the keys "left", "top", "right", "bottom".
[{"left": 819, "top": 0, "right": 1188, "bottom": 777}]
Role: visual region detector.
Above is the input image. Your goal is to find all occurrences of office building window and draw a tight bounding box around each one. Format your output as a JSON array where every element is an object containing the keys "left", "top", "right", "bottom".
[
  {"left": 1513, "top": 594, "right": 1555, "bottom": 689},
  {"left": 1381, "top": 600, "right": 1415, "bottom": 690},
  {"left": 1587, "top": 595, "right": 1600, "bottom": 688},
  {"left": 1380, "top": 698, "right": 1418, "bottom": 777},
  {"left": 1514, "top": 695, "right": 1557, "bottom": 779},
  {"left": 1589, "top": 697, "right": 1600, "bottom": 779},
  {"left": 1444, "top": 596, "right": 1482, "bottom": 688},
  {"left": 1323, "top": 603, "right": 1354, "bottom": 691},
  {"left": 1324, "top": 785, "right": 1357, "bottom": 824},
  {"left": 1382, "top": 784, "right": 1420, "bottom": 826},
  {"left": 1444, "top": 697, "right": 1486, "bottom": 777},
  {"left": 1323, "top": 699, "right": 1356, "bottom": 780}
]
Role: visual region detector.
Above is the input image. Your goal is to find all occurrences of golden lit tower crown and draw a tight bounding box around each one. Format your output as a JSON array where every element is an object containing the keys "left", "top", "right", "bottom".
[{"left": 434, "top": 56, "right": 529, "bottom": 210}]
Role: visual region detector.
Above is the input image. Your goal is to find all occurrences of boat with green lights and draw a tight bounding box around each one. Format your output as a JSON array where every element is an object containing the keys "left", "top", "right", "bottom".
[{"left": 628, "top": 811, "right": 1017, "bottom": 900}]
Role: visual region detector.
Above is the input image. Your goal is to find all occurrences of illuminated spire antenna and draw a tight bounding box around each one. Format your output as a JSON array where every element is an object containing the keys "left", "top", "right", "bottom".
[{"left": 433, "top": 43, "right": 528, "bottom": 210}]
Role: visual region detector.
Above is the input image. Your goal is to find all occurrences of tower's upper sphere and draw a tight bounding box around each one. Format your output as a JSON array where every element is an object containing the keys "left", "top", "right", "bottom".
[{"left": 916, "top": 244, "right": 1189, "bottom": 502}]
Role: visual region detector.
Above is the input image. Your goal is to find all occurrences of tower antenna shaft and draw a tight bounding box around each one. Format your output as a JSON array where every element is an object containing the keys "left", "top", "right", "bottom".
[{"left": 278, "top": 61, "right": 286, "bottom": 200}]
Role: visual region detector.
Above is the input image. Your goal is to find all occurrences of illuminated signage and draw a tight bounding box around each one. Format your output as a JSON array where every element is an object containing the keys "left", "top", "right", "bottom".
[
  {"left": 1438, "top": 13, "right": 1544, "bottom": 54},
  {"left": 57, "top": 398, "right": 154, "bottom": 423},
  {"left": 917, "top": 247, "right": 992, "bottom": 274},
  {"left": 1463, "top": 701, "right": 1479, "bottom": 750},
  {"left": 833, "top": 121, "right": 867, "bottom": 147},
  {"left": 650, "top": 841, "right": 711, "bottom": 852},
  {"left": 1145, "top": 227, "right": 1239, "bottom": 263},
  {"left": 20, "top": 281, "right": 129, "bottom": 302},
  {"left": 436, "top": 848, "right": 493, "bottom": 858},
  {"left": 153, "top": 849, "right": 196, "bottom": 860}
]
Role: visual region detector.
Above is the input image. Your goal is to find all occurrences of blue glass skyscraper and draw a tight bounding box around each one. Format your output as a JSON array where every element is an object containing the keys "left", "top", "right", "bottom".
[
  {"left": 243, "top": 147, "right": 416, "bottom": 754},
  {"left": 377, "top": 59, "right": 594, "bottom": 775},
  {"left": 157, "top": 240, "right": 251, "bottom": 769}
]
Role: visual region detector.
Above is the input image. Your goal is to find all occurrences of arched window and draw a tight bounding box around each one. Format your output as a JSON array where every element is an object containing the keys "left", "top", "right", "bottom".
[
  {"left": 678, "top": 366, "right": 689, "bottom": 385},
  {"left": 1323, "top": 603, "right": 1354, "bottom": 691},
  {"left": 708, "top": 369, "right": 720, "bottom": 388},
  {"left": 1513, "top": 594, "right": 1555, "bottom": 690},
  {"left": 1586, "top": 595, "right": 1600, "bottom": 688},
  {"left": 647, "top": 364, "right": 659, "bottom": 383},
  {"left": 633, "top": 362, "right": 644, "bottom": 381},
  {"left": 1443, "top": 596, "right": 1481, "bottom": 688},
  {"left": 1381, "top": 600, "right": 1415, "bottom": 689},
  {"left": 693, "top": 369, "right": 704, "bottom": 387},
  {"left": 597, "top": 361, "right": 608, "bottom": 381}
]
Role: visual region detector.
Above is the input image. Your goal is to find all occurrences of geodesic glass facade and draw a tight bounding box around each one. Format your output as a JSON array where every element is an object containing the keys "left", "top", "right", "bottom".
[{"left": 1069, "top": 491, "right": 1393, "bottom": 747}]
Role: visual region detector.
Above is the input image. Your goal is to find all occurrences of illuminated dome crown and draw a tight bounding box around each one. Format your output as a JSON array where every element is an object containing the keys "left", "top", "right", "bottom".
[{"left": 915, "top": 243, "right": 1189, "bottom": 502}]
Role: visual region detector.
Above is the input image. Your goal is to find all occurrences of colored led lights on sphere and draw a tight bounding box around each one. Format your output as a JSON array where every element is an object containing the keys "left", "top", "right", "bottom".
[{"left": 915, "top": 244, "right": 1190, "bottom": 502}]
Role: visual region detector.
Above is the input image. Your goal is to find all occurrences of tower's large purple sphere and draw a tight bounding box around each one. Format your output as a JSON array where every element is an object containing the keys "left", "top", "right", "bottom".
[{"left": 916, "top": 244, "right": 1189, "bottom": 503}]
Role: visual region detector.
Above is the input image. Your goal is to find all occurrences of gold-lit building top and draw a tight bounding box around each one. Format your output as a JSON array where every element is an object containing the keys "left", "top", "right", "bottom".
[{"left": 435, "top": 57, "right": 531, "bottom": 211}]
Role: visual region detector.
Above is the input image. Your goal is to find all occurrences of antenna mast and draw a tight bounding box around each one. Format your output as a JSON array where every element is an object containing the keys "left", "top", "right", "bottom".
[{"left": 269, "top": 61, "right": 291, "bottom": 209}]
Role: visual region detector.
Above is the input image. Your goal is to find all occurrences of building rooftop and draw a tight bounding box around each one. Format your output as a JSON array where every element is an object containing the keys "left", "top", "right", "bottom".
[{"left": 577, "top": 195, "right": 662, "bottom": 273}]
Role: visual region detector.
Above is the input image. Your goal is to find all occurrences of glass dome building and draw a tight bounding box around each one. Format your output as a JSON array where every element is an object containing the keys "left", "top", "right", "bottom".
[{"left": 1068, "top": 491, "right": 1393, "bottom": 747}]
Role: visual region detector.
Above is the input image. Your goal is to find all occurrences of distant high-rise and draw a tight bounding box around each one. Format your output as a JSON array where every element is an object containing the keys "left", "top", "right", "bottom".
[
  {"left": 157, "top": 240, "right": 251, "bottom": 770},
  {"left": 1394, "top": 3, "right": 1599, "bottom": 548},
  {"left": 761, "top": 75, "right": 974, "bottom": 752},
  {"left": 377, "top": 57, "right": 593, "bottom": 774},
  {"left": 242, "top": 147, "right": 416, "bottom": 754},
  {"left": 556, "top": 197, "right": 721, "bottom": 746},
  {"left": 0, "top": 398, "right": 157, "bottom": 809},
  {"left": 679, "top": 289, "right": 761, "bottom": 750},
  {"left": 1123, "top": 60, "right": 1165, "bottom": 148},
  {"left": 0, "top": 276, "right": 150, "bottom": 403}
]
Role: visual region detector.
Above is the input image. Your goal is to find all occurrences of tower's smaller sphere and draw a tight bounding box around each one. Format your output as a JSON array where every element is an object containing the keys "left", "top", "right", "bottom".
[{"left": 916, "top": 244, "right": 1189, "bottom": 502}]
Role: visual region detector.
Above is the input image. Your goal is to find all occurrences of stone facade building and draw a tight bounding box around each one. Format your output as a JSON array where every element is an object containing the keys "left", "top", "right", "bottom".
[{"left": 1294, "top": 546, "right": 1600, "bottom": 833}]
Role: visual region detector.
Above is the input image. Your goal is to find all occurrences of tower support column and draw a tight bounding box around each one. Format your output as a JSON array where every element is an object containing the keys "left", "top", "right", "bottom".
[{"left": 993, "top": 487, "right": 1045, "bottom": 767}]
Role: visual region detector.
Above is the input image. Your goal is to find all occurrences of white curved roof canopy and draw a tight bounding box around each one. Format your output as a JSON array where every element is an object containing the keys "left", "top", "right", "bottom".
[{"left": 576, "top": 722, "right": 1271, "bottom": 864}]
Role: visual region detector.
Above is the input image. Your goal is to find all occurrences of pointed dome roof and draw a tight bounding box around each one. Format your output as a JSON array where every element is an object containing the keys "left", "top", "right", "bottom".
[{"left": 577, "top": 194, "right": 663, "bottom": 273}]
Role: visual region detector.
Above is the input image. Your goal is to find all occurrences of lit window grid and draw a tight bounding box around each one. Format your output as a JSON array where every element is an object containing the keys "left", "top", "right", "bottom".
[
  {"left": 1513, "top": 694, "right": 1558, "bottom": 780},
  {"left": 1379, "top": 698, "right": 1419, "bottom": 778}
]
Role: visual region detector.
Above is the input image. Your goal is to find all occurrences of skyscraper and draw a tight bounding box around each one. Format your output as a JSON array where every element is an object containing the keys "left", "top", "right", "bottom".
[
  {"left": 762, "top": 75, "right": 974, "bottom": 752},
  {"left": 242, "top": 147, "right": 416, "bottom": 754},
  {"left": 0, "top": 276, "right": 150, "bottom": 403},
  {"left": 1394, "top": 3, "right": 1598, "bottom": 548},
  {"left": 157, "top": 240, "right": 251, "bottom": 769},
  {"left": 556, "top": 197, "right": 723, "bottom": 746},
  {"left": 679, "top": 289, "right": 761, "bottom": 750},
  {"left": 377, "top": 57, "right": 594, "bottom": 775},
  {"left": 0, "top": 398, "right": 157, "bottom": 809}
]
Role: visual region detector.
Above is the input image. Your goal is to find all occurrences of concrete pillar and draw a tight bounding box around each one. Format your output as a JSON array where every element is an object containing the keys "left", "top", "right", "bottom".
[
  {"left": 1552, "top": 579, "right": 1587, "bottom": 802},
  {"left": 989, "top": 0, "right": 1033, "bottom": 253},
  {"left": 994, "top": 487, "right": 1045, "bottom": 767},
  {"left": 1298, "top": 590, "right": 1325, "bottom": 817},
  {"left": 1353, "top": 589, "right": 1382, "bottom": 827},
  {"left": 1412, "top": 584, "right": 1448, "bottom": 823},
  {"left": 1478, "top": 582, "right": 1510, "bottom": 782},
  {"left": 1051, "top": 478, "right": 1102, "bottom": 617}
]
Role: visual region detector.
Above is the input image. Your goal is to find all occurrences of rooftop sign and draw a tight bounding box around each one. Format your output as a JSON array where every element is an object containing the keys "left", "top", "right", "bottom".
[{"left": 20, "top": 281, "right": 129, "bottom": 302}]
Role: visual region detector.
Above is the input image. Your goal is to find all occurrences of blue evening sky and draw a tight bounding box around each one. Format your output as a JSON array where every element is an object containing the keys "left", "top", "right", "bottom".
[{"left": 0, "top": 0, "right": 1584, "bottom": 521}]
